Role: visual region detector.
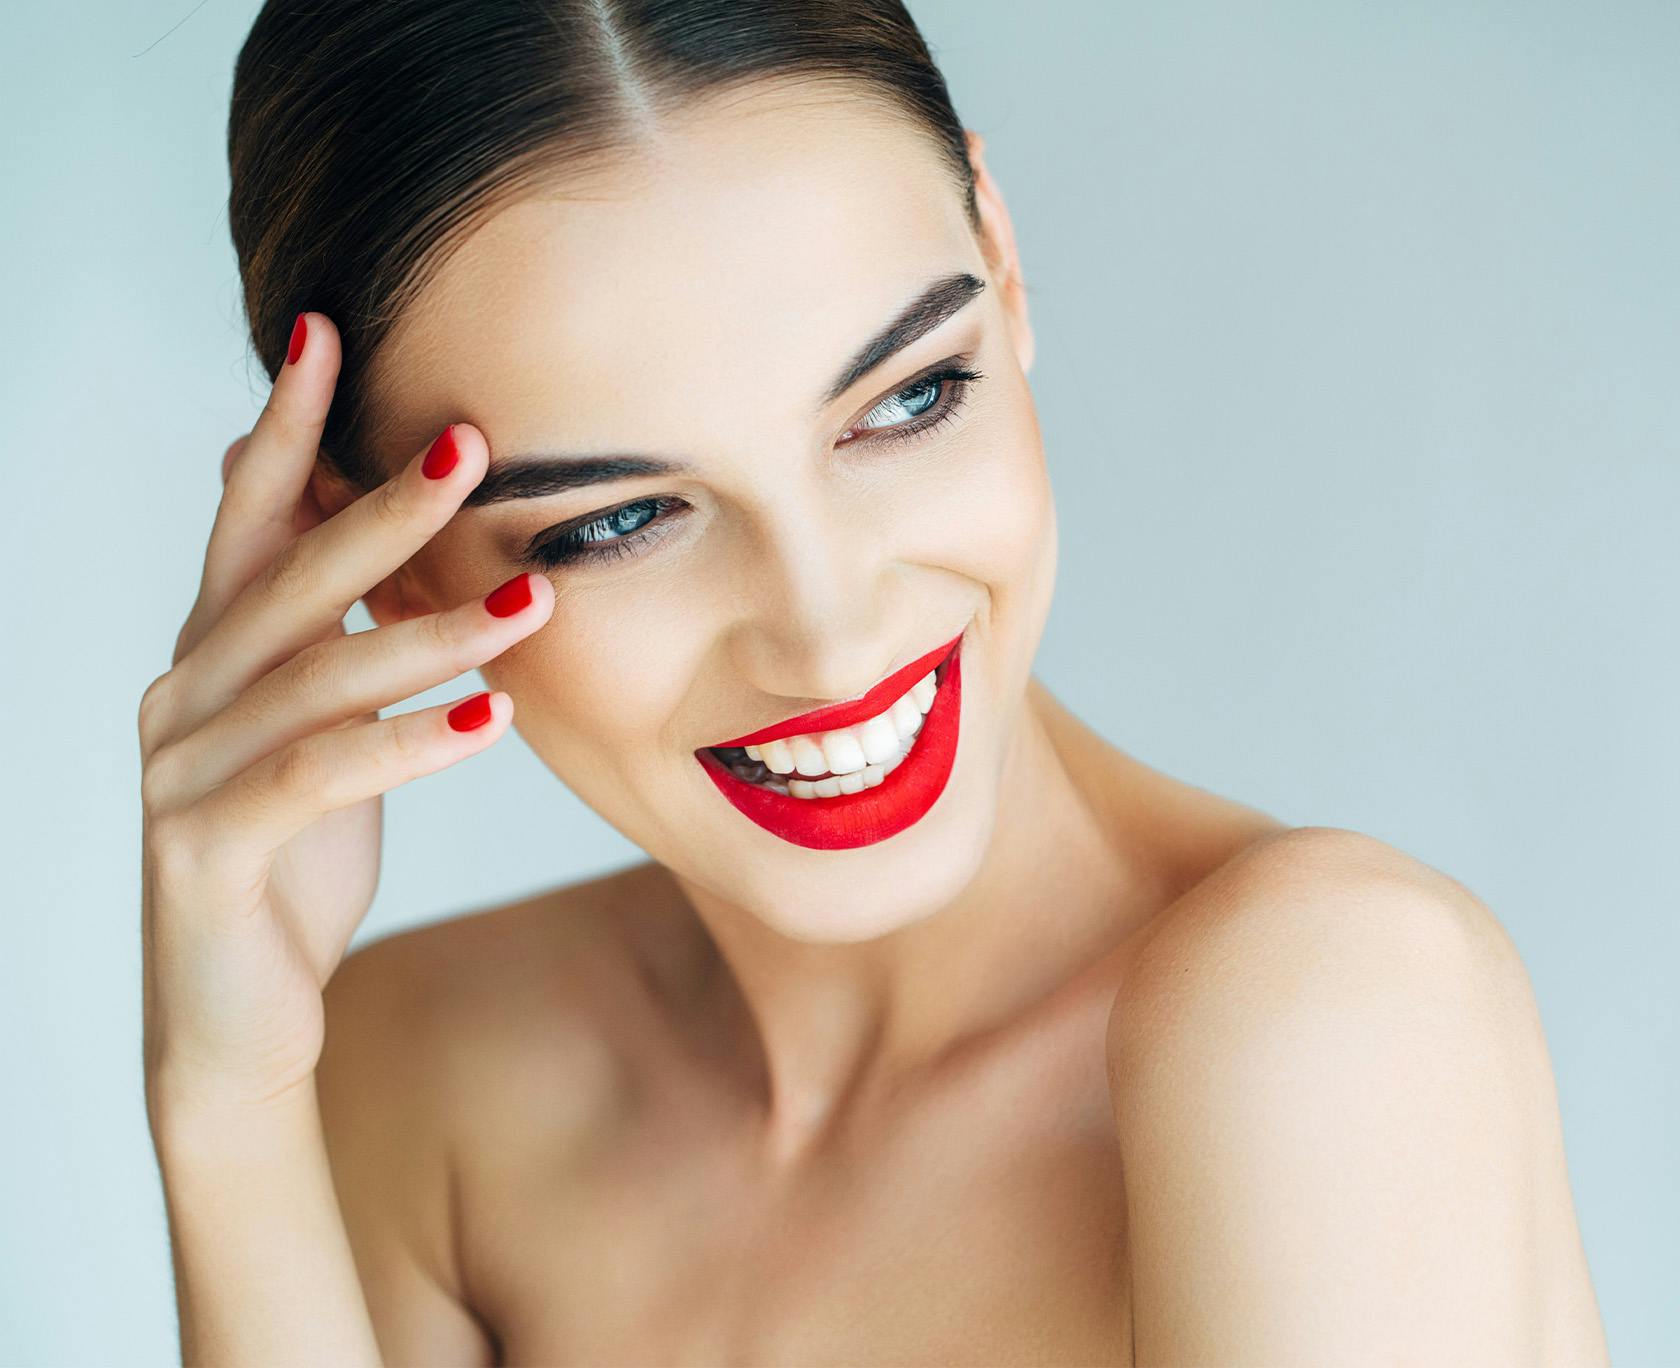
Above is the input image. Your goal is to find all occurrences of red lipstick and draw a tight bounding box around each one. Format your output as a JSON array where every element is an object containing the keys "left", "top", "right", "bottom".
[
  {"left": 707, "top": 631, "right": 963, "bottom": 749},
  {"left": 695, "top": 630, "right": 965, "bottom": 851}
]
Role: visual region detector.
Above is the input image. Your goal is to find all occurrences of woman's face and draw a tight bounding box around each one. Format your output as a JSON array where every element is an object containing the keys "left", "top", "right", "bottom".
[{"left": 365, "top": 82, "right": 1056, "bottom": 942}]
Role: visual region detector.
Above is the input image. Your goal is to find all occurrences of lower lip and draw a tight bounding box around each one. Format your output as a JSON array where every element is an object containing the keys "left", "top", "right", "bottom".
[{"left": 695, "top": 634, "right": 964, "bottom": 851}]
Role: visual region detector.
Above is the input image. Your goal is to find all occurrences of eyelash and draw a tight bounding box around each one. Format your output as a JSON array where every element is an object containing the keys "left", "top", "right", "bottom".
[{"left": 523, "top": 361, "right": 985, "bottom": 571}]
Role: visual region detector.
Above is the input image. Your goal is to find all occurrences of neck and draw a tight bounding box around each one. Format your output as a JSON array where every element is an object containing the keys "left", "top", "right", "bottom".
[{"left": 665, "top": 676, "right": 1162, "bottom": 1169}]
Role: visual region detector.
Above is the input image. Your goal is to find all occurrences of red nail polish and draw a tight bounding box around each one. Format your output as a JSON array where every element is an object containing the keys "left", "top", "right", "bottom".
[
  {"left": 422, "top": 425, "right": 460, "bottom": 479},
  {"left": 286, "top": 313, "right": 307, "bottom": 365},
  {"left": 447, "top": 692, "right": 494, "bottom": 732},
  {"left": 484, "top": 573, "right": 533, "bottom": 617}
]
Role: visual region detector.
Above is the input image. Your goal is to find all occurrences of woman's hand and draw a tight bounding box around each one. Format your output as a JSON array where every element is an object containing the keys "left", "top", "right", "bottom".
[{"left": 137, "top": 311, "right": 553, "bottom": 1120}]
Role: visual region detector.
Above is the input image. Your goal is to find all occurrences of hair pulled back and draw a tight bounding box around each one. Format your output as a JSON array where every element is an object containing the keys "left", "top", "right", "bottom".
[{"left": 227, "top": 0, "right": 979, "bottom": 487}]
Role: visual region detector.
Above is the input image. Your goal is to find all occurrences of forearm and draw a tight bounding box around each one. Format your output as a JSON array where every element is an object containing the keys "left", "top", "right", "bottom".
[{"left": 149, "top": 1074, "right": 382, "bottom": 1366}]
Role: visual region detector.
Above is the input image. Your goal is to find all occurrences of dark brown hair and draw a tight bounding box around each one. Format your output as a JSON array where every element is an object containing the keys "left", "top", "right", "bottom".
[{"left": 227, "top": 0, "right": 979, "bottom": 488}]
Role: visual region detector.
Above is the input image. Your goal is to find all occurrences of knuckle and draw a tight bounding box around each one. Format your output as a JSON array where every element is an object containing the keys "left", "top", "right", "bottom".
[
  {"left": 140, "top": 742, "right": 189, "bottom": 814},
  {"left": 171, "top": 617, "right": 198, "bottom": 666},
  {"left": 269, "top": 736, "right": 327, "bottom": 800},
  {"left": 137, "top": 672, "right": 178, "bottom": 749},
  {"left": 261, "top": 540, "right": 314, "bottom": 605},
  {"left": 419, "top": 605, "right": 465, "bottom": 662},
  {"left": 387, "top": 709, "right": 432, "bottom": 770},
  {"left": 367, "top": 475, "right": 413, "bottom": 531},
  {"left": 217, "top": 474, "right": 274, "bottom": 529},
  {"left": 143, "top": 811, "right": 201, "bottom": 884},
  {"left": 284, "top": 638, "right": 342, "bottom": 700}
]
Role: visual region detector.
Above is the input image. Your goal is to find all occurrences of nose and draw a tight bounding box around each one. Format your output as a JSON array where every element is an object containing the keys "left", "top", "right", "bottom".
[{"left": 727, "top": 495, "right": 914, "bottom": 706}]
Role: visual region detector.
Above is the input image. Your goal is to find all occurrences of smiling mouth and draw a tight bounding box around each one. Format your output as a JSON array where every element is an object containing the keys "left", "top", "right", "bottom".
[
  {"left": 705, "top": 653, "right": 950, "bottom": 798},
  {"left": 697, "top": 632, "right": 961, "bottom": 800}
]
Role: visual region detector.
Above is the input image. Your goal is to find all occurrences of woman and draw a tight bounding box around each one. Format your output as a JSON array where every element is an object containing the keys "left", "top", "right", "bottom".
[{"left": 138, "top": 2, "right": 1609, "bottom": 1363}]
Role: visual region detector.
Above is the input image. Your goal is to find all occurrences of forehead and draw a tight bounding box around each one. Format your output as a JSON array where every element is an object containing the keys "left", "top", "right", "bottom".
[{"left": 373, "top": 83, "right": 973, "bottom": 460}]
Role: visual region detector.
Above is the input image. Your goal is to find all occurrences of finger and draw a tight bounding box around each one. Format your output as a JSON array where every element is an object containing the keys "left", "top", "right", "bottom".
[
  {"left": 195, "top": 312, "right": 342, "bottom": 634},
  {"left": 192, "top": 690, "right": 513, "bottom": 868},
  {"left": 221, "top": 433, "right": 251, "bottom": 485},
  {"left": 161, "top": 572, "right": 551, "bottom": 799},
  {"left": 169, "top": 431, "right": 286, "bottom": 667},
  {"left": 173, "top": 421, "right": 490, "bottom": 731}
]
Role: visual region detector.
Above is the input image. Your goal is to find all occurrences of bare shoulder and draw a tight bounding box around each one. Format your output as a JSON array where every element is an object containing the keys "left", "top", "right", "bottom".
[
  {"left": 1109, "top": 823, "right": 1535, "bottom": 1038},
  {"left": 1104, "top": 825, "right": 1608, "bottom": 1365},
  {"left": 1103, "top": 821, "right": 1544, "bottom": 1131},
  {"left": 315, "top": 860, "right": 669, "bottom": 1364}
]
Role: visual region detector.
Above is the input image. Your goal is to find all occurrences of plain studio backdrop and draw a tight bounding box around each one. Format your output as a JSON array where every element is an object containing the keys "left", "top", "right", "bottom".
[{"left": 2, "top": 2, "right": 1674, "bottom": 1363}]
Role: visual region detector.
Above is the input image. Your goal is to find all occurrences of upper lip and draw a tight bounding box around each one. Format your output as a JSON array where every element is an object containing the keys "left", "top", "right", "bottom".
[{"left": 705, "top": 629, "right": 964, "bottom": 750}]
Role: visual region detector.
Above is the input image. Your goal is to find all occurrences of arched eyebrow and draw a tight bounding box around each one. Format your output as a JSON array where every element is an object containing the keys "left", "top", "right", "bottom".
[
  {"left": 818, "top": 270, "right": 986, "bottom": 407},
  {"left": 464, "top": 269, "right": 986, "bottom": 508}
]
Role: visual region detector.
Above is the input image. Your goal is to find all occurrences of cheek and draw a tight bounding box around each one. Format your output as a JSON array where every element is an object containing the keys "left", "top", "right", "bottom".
[
  {"left": 477, "top": 582, "right": 701, "bottom": 767},
  {"left": 906, "top": 397, "right": 1053, "bottom": 592},
  {"left": 906, "top": 394, "right": 1058, "bottom": 710}
]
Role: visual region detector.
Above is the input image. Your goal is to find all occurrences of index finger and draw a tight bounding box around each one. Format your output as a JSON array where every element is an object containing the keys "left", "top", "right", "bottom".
[{"left": 197, "top": 311, "right": 341, "bottom": 627}]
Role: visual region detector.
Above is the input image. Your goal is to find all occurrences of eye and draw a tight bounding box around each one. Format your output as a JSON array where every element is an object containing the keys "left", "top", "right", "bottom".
[
  {"left": 524, "top": 495, "right": 685, "bottom": 571},
  {"left": 520, "top": 357, "right": 987, "bottom": 572},
  {"left": 843, "top": 361, "right": 985, "bottom": 449}
]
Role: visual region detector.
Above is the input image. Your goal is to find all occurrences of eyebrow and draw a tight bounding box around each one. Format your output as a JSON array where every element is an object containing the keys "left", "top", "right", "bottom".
[{"left": 462, "top": 269, "right": 987, "bottom": 508}]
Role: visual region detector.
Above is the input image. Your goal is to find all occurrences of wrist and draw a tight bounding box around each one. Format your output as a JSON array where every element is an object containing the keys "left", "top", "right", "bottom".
[{"left": 147, "top": 1068, "right": 321, "bottom": 1169}]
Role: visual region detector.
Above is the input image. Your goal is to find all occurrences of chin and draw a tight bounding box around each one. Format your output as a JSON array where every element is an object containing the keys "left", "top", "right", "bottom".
[{"left": 714, "top": 756, "right": 1001, "bottom": 945}]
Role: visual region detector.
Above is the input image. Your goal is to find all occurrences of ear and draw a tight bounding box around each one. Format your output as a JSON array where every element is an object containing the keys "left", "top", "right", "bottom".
[
  {"left": 306, "top": 457, "right": 432, "bottom": 631},
  {"left": 964, "top": 129, "right": 1035, "bottom": 376}
]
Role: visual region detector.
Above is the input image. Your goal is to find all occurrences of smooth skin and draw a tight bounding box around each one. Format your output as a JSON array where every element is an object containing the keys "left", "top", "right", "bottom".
[
  {"left": 141, "top": 79, "right": 1609, "bottom": 1365},
  {"left": 141, "top": 402, "right": 552, "bottom": 1361}
]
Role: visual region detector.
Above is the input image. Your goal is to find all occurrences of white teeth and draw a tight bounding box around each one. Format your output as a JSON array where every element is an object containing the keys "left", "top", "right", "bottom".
[
  {"left": 818, "top": 730, "right": 869, "bottom": 776},
  {"left": 855, "top": 713, "right": 902, "bottom": 765},
  {"left": 789, "top": 776, "right": 846, "bottom": 796},
  {"left": 719, "top": 658, "right": 946, "bottom": 793},
  {"left": 888, "top": 694, "right": 921, "bottom": 740},
  {"left": 910, "top": 673, "right": 936, "bottom": 714},
  {"left": 790, "top": 735, "right": 829, "bottom": 777},
  {"left": 789, "top": 758, "right": 890, "bottom": 799}
]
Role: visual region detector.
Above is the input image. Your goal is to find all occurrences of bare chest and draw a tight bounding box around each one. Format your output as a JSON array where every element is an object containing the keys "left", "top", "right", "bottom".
[{"left": 460, "top": 1049, "right": 1134, "bottom": 1364}]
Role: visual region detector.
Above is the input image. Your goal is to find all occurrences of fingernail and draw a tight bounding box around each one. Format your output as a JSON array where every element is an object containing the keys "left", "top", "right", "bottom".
[
  {"left": 422, "top": 425, "right": 460, "bottom": 479},
  {"left": 286, "top": 313, "right": 308, "bottom": 366},
  {"left": 447, "top": 692, "right": 494, "bottom": 732},
  {"left": 484, "top": 572, "right": 533, "bottom": 617}
]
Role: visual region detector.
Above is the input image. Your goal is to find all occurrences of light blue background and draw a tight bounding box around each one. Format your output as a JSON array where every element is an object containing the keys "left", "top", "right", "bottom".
[{"left": 2, "top": 2, "right": 1674, "bottom": 1363}]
